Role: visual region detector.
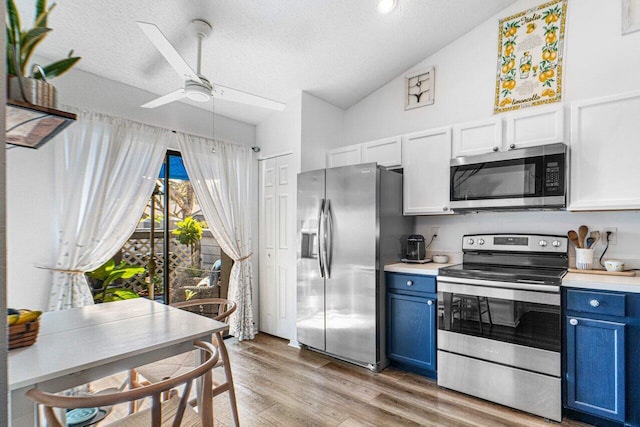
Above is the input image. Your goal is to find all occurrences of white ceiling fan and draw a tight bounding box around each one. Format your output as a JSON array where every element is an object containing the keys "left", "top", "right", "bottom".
[{"left": 137, "top": 19, "right": 286, "bottom": 111}]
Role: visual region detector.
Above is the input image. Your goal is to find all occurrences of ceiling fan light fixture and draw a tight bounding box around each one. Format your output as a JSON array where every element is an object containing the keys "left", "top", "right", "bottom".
[
  {"left": 377, "top": 0, "right": 397, "bottom": 14},
  {"left": 185, "top": 83, "right": 211, "bottom": 102}
]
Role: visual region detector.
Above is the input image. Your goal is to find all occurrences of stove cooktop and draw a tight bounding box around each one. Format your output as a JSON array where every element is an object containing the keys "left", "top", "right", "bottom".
[{"left": 438, "top": 263, "right": 567, "bottom": 286}]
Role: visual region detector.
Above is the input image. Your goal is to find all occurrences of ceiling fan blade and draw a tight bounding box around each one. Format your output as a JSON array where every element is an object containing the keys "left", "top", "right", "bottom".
[
  {"left": 137, "top": 21, "right": 202, "bottom": 84},
  {"left": 212, "top": 84, "right": 286, "bottom": 111},
  {"left": 141, "top": 89, "right": 188, "bottom": 109}
]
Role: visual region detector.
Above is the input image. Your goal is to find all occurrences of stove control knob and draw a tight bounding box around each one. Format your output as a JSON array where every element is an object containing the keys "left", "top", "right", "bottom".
[
  {"left": 478, "top": 239, "right": 485, "bottom": 245},
  {"left": 552, "top": 240, "right": 561, "bottom": 247},
  {"left": 539, "top": 240, "right": 548, "bottom": 247},
  {"left": 467, "top": 238, "right": 475, "bottom": 245}
]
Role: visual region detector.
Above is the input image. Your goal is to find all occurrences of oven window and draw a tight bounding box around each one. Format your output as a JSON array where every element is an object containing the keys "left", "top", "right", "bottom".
[
  {"left": 438, "top": 291, "right": 560, "bottom": 352},
  {"left": 451, "top": 158, "right": 539, "bottom": 201}
]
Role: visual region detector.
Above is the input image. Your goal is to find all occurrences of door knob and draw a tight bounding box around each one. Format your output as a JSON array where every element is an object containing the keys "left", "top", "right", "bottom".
[
  {"left": 406, "top": 280, "right": 414, "bottom": 286},
  {"left": 589, "top": 299, "right": 600, "bottom": 307},
  {"left": 509, "top": 144, "right": 516, "bottom": 149},
  {"left": 493, "top": 146, "right": 499, "bottom": 152},
  {"left": 569, "top": 318, "right": 578, "bottom": 326}
]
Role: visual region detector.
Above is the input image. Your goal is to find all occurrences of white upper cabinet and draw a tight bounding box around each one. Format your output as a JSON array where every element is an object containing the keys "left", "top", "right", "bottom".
[
  {"left": 326, "top": 144, "right": 361, "bottom": 168},
  {"left": 452, "top": 117, "right": 503, "bottom": 157},
  {"left": 402, "top": 127, "right": 454, "bottom": 215},
  {"left": 505, "top": 106, "right": 564, "bottom": 150},
  {"left": 361, "top": 136, "right": 402, "bottom": 168},
  {"left": 569, "top": 90, "right": 640, "bottom": 211}
]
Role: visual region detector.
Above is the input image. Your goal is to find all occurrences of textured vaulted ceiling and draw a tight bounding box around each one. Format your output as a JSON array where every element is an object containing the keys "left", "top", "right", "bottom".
[{"left": 15, "top": 0, "right": 515, "bottom": 124}]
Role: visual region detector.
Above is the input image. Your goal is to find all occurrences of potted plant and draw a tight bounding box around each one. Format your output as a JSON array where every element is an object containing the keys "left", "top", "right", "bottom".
[
  {"left": 172, "top": 216, "right": 205, "bottom": 270},
  {"left": 86, "top": 258, "right": 145, "bottom": 303},
  {"left": 6, "top": 0, "right": 81, "bottom": 107}
]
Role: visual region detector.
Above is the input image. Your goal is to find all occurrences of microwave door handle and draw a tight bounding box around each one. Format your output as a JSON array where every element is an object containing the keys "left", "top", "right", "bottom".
[
  {"left": 324, "top": 200, "right": 333, "bottom": 279},
  {"left": 317, "top": 199, "right": 325, "bottom": 278}
]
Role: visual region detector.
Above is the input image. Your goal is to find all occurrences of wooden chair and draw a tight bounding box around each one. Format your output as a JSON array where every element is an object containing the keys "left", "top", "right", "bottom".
[
  {"left": 130, "top": 298, "right": 240, "bottom": 426},
  {"left": 27, "top": 340, "right": 218, "bottom": 427}
]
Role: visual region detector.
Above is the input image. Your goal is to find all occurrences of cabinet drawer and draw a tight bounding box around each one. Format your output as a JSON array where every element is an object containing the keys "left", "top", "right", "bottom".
[
  {"left": 566, "top": 289, "right": 626, "bottom": 317},
  {"left": 386, "top": 273, "right": 436, "bottom": 293}
]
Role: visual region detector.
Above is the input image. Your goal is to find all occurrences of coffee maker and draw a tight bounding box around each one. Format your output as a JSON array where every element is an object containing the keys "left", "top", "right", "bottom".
[{"left": 404, "top": 235, "right": 428, "bottom": 263}]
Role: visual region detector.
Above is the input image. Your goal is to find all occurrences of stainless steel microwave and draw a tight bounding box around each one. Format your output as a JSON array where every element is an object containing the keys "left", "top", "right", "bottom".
[{"left": 450, "top": 143, "right": 567, "bottom": 211}]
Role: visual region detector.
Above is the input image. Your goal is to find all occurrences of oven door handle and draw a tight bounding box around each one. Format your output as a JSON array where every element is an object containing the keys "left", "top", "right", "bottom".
[{"left": 437, "top": 279, "right": 560, "bottom": 306}]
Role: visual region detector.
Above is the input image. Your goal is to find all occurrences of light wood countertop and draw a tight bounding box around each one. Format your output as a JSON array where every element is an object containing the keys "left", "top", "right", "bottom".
[
  {"left": 384, "top": 262, "right": 456, "bottom": 276},
  {"left": 563, "top": 272, "right": 640, "bottom": 293}
]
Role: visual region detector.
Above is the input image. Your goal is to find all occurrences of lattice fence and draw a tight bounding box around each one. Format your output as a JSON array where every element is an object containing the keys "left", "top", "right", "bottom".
[{"left": 116, "top": 229, "right": 221, "bottom": 292}]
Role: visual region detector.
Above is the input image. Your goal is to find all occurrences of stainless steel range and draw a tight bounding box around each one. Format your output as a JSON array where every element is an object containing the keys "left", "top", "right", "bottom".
[{"left": 437, "top": 234, "right": 568, "bottom": 422}]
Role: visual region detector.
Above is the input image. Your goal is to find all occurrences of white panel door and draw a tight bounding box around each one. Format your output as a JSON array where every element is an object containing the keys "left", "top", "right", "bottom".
[
  {"left": 402, "top": 127, "right": 454, "bottom": 215},
  {"left": 452, "top": 117, "right": 503, "bottom": 157},
  {"left": 570, "top": 90, "right": 640, "bottom": 210},
  {"left": 361, "top": 136, "right": 402, "bottom": 168},
  {"left": 326, "top": 144, "right": 362, "bottom": 168},
  {"left": 259, "top": 154, "right": 296, "bottom": 340},
  {"left": 259, "top": 158, "right": 277, "bottom": 335}
]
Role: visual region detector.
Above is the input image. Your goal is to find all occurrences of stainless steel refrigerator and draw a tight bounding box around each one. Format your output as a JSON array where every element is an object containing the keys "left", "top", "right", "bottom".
[{"left": 296, "top": 163, "right": 411, "bottom": 371}]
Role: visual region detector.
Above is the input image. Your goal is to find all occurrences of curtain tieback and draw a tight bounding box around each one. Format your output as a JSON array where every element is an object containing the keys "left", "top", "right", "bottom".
[
  {"left": 36, "top": 266, "right": 86, "bottom": 275},
  {"left": 236, "top": 253, "right": 253, "bottom": 263}
]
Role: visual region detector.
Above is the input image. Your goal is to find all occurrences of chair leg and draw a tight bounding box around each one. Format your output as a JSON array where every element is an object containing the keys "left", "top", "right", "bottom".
[{"left": 216, "top": 334, "right": 240, "bottom": 427}]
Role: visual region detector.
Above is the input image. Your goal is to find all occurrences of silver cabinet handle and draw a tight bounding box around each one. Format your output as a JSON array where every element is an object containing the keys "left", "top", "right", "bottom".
[
  {"left": 493, "top": 146, "right": 499, "bottom": 152},
  {"left": 427, "top": 300, "right": 434, "bottom": 306},
  {"left": 509, "top": 144, "right": 516, "bottom": 149},
  {"left": 406, "top": 280, "right": 414, "bottom": 286},
  {"left": 569, "top": 318, "right": 578, "bottom": 326},
  {"left": 589, "top": 299, "right": 600, "bottom": 307}
]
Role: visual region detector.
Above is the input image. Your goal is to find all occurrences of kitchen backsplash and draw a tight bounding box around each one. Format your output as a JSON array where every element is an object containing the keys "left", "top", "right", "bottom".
[{"left": 415, "top": 210, "right": 640, "bottom": 270}]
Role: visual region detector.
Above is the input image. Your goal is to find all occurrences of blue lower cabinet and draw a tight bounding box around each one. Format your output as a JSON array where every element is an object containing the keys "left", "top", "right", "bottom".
[
  {"left": 387, "top": 292, "right": 436, "bottom": 375},
  {"left": 565, "top": 316, "right": 626, "bottom": 422}
]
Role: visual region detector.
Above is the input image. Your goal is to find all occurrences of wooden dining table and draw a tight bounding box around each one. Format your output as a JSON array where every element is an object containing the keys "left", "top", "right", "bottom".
[{"left": 8, "top": 298, "right": 228, "bottom": 426}]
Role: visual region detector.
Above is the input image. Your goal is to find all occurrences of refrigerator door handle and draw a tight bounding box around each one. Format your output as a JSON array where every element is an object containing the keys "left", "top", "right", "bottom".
[
  {"left": 325, "top": 199, "right": 333, "bottom": 278},
  {"left": 317, "top": 198, "right": 325, "bottom": 278}
]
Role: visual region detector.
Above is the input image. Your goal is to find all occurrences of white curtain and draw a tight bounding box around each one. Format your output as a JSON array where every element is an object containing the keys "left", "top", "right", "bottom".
[
  {"left": 48, "top": 109, "right": 170, "bottom": 311},
  {"left": 177, "top": 134, "right": 255, "bottom": 340}
]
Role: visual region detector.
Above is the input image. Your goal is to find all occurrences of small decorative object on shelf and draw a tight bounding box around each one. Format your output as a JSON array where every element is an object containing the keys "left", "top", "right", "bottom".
[
  {"left": 5, "top": 0, "right": 80, "bottom": 148},
  {"left": 6, "top": 0, "right": 81, "bottom": 108},
  {"left": 404, "top": 67, "right": 435, "bottom": 110}
]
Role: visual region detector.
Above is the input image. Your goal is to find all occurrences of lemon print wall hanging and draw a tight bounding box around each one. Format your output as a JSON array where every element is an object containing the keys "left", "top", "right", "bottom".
[{"left": 494, "top": 0, "right": 567, "bottom": 113}]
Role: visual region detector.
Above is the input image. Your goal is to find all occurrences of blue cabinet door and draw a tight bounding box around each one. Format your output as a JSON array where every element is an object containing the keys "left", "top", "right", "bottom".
[
  {"left": 387, "top": 293, "right": 436, "bottom": 371},
  {"left": 566, "top": 316, "right": 626, "bottom": 422}
]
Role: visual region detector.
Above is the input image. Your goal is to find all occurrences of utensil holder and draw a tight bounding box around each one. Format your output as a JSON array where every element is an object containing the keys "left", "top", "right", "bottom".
[{"left": 575, "top": 248, "right": 594, "bottom": 270}]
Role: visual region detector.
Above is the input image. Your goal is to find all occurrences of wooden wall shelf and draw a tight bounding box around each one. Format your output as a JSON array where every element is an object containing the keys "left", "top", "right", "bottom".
[{"left": 6, "top": 99, "right": 76, "bottom": 149}]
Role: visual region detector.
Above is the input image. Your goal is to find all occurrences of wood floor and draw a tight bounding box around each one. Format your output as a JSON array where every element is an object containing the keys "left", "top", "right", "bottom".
[
  {"left": 94, "top": 333, "right": 592, "bottom": 426},
  {"left": 213, "top": 333, "right": 590, "bottom": 427}
]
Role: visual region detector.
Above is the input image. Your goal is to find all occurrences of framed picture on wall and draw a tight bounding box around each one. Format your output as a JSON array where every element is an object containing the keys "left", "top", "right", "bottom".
[
  {"left": 622, "top": 0, "right": 640, "bottom": 35},
  {"left": 494, "top": 0, "right": 568, "bottom": 113},
  {"left": 404, "top": 67, "right": 435, "bottom": 110}
]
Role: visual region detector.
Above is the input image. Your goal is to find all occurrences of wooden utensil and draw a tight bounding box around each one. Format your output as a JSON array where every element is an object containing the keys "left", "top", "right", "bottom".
[
  {"left": 568, "top": 230, "right": 580, "bottom": 248},
  {"left": 578, "top": 225, "right": 588, "bottom": 249},
  {"left": 589, "top": 230, "right": 600, "bottom": 248}
]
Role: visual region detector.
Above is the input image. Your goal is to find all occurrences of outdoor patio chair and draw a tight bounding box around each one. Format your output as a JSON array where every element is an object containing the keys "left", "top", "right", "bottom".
[
  {"left": 130, "top": 298, "right": 239, "bottom": 426},
  {"left": 27, "top": 340, "right": 219, "bottom": 427}
]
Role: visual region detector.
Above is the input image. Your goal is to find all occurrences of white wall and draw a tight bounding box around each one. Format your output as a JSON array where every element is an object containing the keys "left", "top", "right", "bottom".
[
  {"left": 6, "top": 65, "right": 258, "bottom": 311},
  {"left": 301, "top": 92, "right": 344, "bottom": 172},
  {"left": 340, "top": 0, "right": 640, "bottom": 266},
  {"left": 343, "top": 0, "right": 640, "bottom": 143},
  {"left": 256, "top": 92, "right": 303, "bottom": 162}
]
